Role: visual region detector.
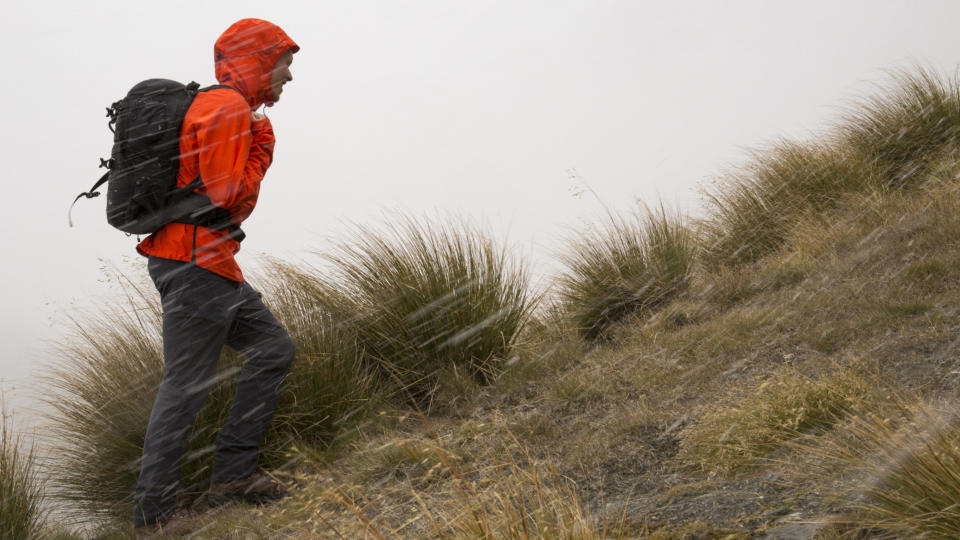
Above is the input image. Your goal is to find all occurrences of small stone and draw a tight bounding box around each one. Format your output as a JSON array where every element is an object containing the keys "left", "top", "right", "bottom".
[{"left": 765, "top": 522, "right": 822, "bottom": 540}]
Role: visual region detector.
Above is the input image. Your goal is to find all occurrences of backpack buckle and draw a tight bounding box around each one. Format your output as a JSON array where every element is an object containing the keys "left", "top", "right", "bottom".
[{"left": 106, "top": 101, "right": 121, "bottom": 133}]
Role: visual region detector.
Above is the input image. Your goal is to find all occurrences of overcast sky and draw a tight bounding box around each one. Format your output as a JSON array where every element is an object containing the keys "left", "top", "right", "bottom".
[{"left": 3, "top": 0, "right": 960, "bottom": 426}]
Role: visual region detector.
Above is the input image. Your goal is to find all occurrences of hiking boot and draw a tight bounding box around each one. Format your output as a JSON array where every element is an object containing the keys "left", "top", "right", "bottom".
[
  {"left": 208, "top": 472, "right": 290, "bottom": 507},
  {"left": 133, "top": 508, "right": 198, "bottom": 538}
]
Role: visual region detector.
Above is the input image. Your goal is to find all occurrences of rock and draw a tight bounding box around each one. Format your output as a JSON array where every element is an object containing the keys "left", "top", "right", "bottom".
[
  {"left": 764, "top": 522, "right": 822, "bottom": 540},
  {"left": 763, "top": 505, "right": 791, "bottom": 517}
]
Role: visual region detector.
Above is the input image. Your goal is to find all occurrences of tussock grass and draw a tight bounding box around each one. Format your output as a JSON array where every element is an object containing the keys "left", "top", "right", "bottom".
[
  {"left": 700, "top": 68, "right": 960, "bottom": 269},
  {"left": 1, "top": 404, "right": 45, "bottom": 540},
  {"left": 851, "top": 407, "right": 960, "bottom": 538},
  {"left": 45, "top": 290, "right": 169, "bottom": 521},
  {"left": 261, "top": 261, "right": 381, "bottom": 448},
  {"left": 840, "top": 66, "right": 960, "bottom": 187},
  {"left": 678, "top": 368, "right": 875, "bottom": 475},
  {"left": 556, "top": 205, "right": 694, "bottom": 341},
  {"left": 318, "top": 214, "right": 537, "bottom": 401},
  {"left": 795, "top": 398, "right": 960, "bottom": 538},
  {"left": 699, "top": 142, "right": 879, "bottom": 268}
]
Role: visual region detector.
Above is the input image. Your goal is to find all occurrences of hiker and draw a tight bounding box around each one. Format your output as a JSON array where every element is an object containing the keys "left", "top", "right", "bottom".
[{"left": 131, "top": 18, "right": 298, "bottom": 535}]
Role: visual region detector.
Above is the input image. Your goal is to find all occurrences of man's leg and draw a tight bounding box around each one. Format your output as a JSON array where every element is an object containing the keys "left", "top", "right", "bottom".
[
  {"left": 133, "top": 258, "right": 242, "bottom": 526},
  {"left": 210, "top": 282, "right": 295, "bottom": 484}
]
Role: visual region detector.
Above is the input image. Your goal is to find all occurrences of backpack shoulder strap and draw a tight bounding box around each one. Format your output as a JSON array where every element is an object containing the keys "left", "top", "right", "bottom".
[{"left": 198, "top": 84, "right": 239, "bottom": 94}]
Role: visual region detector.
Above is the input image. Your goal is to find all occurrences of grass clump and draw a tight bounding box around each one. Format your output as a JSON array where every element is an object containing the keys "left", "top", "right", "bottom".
[
  {"left": 840, "top": 66, "right": 960, "bottom": 187},
  {"left": 260, "top": 261, "right": 381, "bottom": 448},
  {"left": 319, "top": 214, "right": 537, "bottom": 401},
  {"left": 677, "top": 369, "right": 874, "bottom": 475},
  {"left": 1, "top": 405, "right": 45, "bottom": 540},
  {"left": 699, "top": 142, "right": 878, "bottom": 268},
  {"left": 797, "top": 395, "right": 960, "bottom": 539},
  {"left": 853, "top": 409, "right": 960, "bottom": 538},
  {"left": 45, "top": 293, "right": 169, "bottom": 522},
  {"left": 556, "top": 205, "right": 694, "bottom": 341},
  {"left": 798, "top": 400, "right": 960, "bottom": 538}
]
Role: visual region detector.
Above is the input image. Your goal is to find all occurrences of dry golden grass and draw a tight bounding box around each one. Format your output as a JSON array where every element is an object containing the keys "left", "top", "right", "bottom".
[
  {"left": 677, "top": 367, "right": 878, "bottom": 475},
  {"left": 699, "top": 142, "right": 880, "bottom": 268},
  {"left": 278, "top": 428, "right": 637, "bottom": 540},
  {"left": 784, "top": 394, "right": 960, "bottom": 539},
  {"left": 1, "top": 403, "right": 46, "bottom": 540}
]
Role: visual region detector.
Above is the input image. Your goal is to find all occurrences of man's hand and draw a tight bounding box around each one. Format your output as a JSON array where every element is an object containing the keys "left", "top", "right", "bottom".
[{"left": 250, "top": 110, "right": 271, "bottom": 137}]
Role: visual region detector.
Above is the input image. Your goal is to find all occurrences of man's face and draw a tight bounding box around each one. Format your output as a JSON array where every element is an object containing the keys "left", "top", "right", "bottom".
[{"left": 269, "top": 50, "right": 295, "bottom": 103}]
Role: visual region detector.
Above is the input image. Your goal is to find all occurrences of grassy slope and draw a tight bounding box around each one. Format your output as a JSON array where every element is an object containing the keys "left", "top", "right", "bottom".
[
  {"left": 144, "top": 170, "right": 960, "bottom": 537},
  {"left": 69, "top": 68, "right": 960, "bottom": 538}
]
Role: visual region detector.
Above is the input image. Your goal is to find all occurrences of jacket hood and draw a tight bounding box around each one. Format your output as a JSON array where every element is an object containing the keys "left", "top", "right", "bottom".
[{"left": 214, "top": 18, "right": 299, "bottom": 109}]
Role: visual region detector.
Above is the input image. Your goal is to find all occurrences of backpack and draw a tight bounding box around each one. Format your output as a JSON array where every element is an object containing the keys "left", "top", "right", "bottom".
[{"left": 70, "top": 79, "right": 244, "bottom": 241}]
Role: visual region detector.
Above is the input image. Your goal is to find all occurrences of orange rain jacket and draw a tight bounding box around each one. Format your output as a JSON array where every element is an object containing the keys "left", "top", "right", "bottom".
[{"left": 137, "top": 19, "right": 299, "bottom": 282}]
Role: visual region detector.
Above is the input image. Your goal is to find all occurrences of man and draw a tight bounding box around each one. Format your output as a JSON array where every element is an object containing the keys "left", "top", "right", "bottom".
[{"left": 132, "top": 18, "right": 299, "bottom": 535}]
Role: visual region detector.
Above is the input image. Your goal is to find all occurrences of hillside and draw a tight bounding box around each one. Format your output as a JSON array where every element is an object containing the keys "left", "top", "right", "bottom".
[
  {"left": 186, "top": 176, "right": 960, "bottom": 538},
  {"left": 7, "top": 67, "right": 960, "bottom": 539}
]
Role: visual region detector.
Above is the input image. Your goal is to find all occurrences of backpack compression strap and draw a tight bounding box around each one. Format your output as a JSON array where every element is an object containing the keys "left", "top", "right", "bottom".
[{"left": 68, "top": 171, "right": 109, "bottom": 227}]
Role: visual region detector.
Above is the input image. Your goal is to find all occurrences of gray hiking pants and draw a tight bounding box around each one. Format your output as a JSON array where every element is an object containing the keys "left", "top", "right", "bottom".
[{"left": 133, "top": 257, "right": 295, "bottom": 526}]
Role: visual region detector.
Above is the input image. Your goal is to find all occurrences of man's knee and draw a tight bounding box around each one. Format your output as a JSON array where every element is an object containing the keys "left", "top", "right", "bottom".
[
  {"left": 276, "top": 332, "right": 296, "bottom": 369},
  {"left": 256, "top": 331, "right": 295, "bottom": 373},
  {"left": 151, "top": 377, "right": 213, "bottom": 421}
]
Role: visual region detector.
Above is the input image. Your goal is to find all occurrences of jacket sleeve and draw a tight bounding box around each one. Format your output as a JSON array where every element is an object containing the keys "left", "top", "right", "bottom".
[{"left": 192, "top": 91, "right": 276, "bottom": 223}]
